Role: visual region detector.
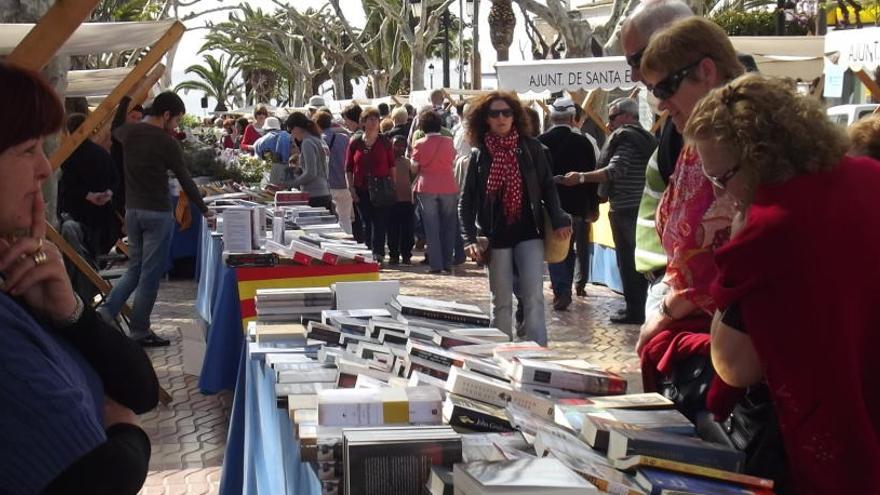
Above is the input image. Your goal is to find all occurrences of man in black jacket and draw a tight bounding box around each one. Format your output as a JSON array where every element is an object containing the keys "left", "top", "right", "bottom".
[
  {"left": 538, "top": 97, "right": 599, "bottom": 310},
  {"left": 563, "top": 97, "right": 657, "bottom": 323}
]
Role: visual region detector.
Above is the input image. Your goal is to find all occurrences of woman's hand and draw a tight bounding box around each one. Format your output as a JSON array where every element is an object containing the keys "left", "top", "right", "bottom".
[
  {"left": 0, "top": 194, "right": 76, "bottom": 322},
  {"left": 554, "top": 226, "right": 572, "bottom": 239},
  {"left": 104, "top": 397, "right": 140, "bottom": 429},
  {"left": 465, "top": 243, "right": 484, "bottom": 263},
  {"left": 636, "top": 310, "right": 671, "bottom": 355}
]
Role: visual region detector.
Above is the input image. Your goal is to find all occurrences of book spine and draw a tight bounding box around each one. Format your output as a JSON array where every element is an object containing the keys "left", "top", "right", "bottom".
[
  {"left": 400, "top": 306, "right": 489, "bottom": 326},
  {"left": 625, "top": 438, "right": 744, "bottom": 473},
  {"left": 447, "top": 371, "right": 512, "bottom": 408},
  {"left": 521, "top": 368, "right": 627, "bottom": 395},
  {"left": 637, "top": 457, "right": 774, "bottom": 489},
  {"left": 447, "top": 404, "right": 513, "bottom": 432},
  {"left": 579, "top": 475, "right": 642, "bottom": 495},
  {"left": 409, "top": 347, "right": 464, "bottom": 369}
]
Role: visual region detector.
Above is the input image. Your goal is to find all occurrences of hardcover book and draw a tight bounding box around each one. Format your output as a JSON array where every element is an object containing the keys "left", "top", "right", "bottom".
[
  {"left": 607, "top": 428, "right": 746, "bottom": 473},
  {"left": 634, "top": 468, "right": 774, "bottom": 495},
  {"left": 443, "top": 394, "right": 515, "bottom": 433},
  {"left": 580, "top": 409, "right": 694, "bottom": 451}
]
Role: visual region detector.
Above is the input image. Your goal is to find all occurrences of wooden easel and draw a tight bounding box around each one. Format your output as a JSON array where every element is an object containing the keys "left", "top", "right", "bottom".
[{"left": 8, "top": 1, "right": 185, "bottom": 406}]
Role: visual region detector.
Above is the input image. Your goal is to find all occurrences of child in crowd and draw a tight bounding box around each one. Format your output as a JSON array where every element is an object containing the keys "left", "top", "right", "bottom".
[{"left": 388, "top": 135, "right": 415, "bottom": 265}]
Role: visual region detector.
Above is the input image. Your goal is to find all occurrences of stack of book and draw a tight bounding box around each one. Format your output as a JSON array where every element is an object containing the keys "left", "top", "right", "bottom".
[
  {"left": 250, "top": 292, "right": 774, "bottom": 495},
  {"left": 254, "top": 287, "right": 334, "bottom": 322}
]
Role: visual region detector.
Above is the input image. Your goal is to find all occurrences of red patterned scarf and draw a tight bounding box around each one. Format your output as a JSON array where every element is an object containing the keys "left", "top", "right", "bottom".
[{"left": 484, "top": 130, "right": 522, "bottom": 224}]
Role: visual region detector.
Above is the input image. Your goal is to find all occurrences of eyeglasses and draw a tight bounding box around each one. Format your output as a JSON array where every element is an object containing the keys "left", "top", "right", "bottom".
[
  {"left": 703, "top": 163, "right": 741, "bottom": 190},
  {"left": 646, "top": 58, "right": 705, "bottom": 101},
  {"left": 488, "top": 108, "right": 513, "bottom": 119},
  {"left": 625, "top": 47, "right": 645, "bottom": 70}
]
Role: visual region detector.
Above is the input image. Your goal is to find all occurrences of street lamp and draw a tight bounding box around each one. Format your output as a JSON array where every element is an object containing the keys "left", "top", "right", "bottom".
[
  {"left": 410, "top": 0, "right": 422, "bottom": 18},
  {"left": 429, "top": 63, "right": 435, "bottom": 89}
]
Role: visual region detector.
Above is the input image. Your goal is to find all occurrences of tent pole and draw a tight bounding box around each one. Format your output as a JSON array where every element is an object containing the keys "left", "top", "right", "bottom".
[{"left": 6, "top": 0, "right": 101, "bottom": 70}]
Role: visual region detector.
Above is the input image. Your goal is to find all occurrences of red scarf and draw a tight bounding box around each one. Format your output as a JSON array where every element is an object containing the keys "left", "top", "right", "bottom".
[{"left": 484, "top": 130, "right": 523, "bottom": 224}]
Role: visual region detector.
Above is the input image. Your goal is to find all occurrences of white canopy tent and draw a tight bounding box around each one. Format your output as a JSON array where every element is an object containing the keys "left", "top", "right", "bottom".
[
  {"left": 729, "top": 35, "right": 825, "bottom": 80},
  {"left": 0, "top": 21, "right": 175, "bottom": 99}
]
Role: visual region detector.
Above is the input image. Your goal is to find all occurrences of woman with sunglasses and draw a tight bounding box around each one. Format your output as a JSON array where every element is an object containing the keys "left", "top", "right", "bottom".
[
  {"left": 459, "top": 91, "right": 571, "bottom": 345},
  {"left": 687, "top": 74, "right": 880, "bottom": 494},
  {"left": 634, "top": 17, "right": 745, "bottom": 358}
]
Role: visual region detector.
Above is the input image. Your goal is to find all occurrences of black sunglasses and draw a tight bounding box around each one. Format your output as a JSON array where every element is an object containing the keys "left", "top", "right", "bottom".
[
  {"left": 703, "top": 163, "right": 741, "bottom": 190},
  {"left": 646, "top": 58, "right": 705, "bottom": 100},
  {"left": 625, "top": 47, "right": 645, "bottom": 70},
  {"left": 488, "top": 108, "right": 513, "bottom": 119}
]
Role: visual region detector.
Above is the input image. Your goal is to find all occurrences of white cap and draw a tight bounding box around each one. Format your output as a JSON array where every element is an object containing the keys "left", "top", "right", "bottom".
[
  {"left": 308, "top": 95, "right": 326, "bottom": 108},
  {"left": 262, "top": 116, "right": 281, "bottom": 130},
  {"left": 550, "top": 97, "right": 577, "bottom": 116}
]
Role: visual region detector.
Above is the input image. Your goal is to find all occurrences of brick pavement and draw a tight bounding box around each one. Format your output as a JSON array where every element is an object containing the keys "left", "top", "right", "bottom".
[{"left": 139, "top": 257, "right": 641, "bottom": 494}]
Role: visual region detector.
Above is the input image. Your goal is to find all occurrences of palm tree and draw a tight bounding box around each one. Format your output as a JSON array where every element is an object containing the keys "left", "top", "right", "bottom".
[
  {"left": 174, "top": 54, "right": 241, "bottom": 112},
  {"left": 489, "top": 0, "right": 517, "bottom": 62}
]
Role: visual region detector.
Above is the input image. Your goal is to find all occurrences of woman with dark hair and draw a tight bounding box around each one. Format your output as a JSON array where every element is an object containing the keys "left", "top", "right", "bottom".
[
  {"left": 286, "top": 112, "right": 332, "bottom": 210},
  {"left": 345, "top": 107, "right": 395, "bottom": 262},
  {"left": 459, "top": 91, "right": 571, "bottom": 345},
  {"left": 234, "top": 117, "right": 249, "bottom": 149},
  {"left": 240, "top": 104, "right": 269, "bottom": 153},
  {"left": 687, "top": 74, "right": 880, "bottom": 494},
  {"left": 0, "top": 62, "right": 158, "bottom": 494},
  {"left": 412, "top": 109, "right": 458, "bottom": 273}
]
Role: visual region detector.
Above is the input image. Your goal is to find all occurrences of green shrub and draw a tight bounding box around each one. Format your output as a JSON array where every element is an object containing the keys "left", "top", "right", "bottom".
[{"left": 712, "top": 10, "right": 811, "bottom": 36}]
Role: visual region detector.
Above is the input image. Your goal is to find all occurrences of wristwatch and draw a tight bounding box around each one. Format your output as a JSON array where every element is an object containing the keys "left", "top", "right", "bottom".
[{"left": 578, "top": 173, "right": 586, "bottom": 184}]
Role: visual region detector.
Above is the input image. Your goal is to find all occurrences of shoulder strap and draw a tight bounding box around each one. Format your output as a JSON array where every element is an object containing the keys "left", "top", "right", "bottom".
[{"left": 329, "top": 132, "right": 338, "bottom": 149}]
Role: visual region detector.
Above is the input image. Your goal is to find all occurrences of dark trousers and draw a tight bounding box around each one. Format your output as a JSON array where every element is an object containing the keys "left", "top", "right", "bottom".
[
  {"left": 609, "top": 207, "right": 648, "bottom": 319},
  {"left": 309, "top": 195, "right": 334, "bottom": 213},
  {"left": 355, "top": 188, "right": 389, "bottom": 258},
  {"left": 547, "top": 216, "right": 591, "bottom": 297},
  {"left": 387, "top": 201, "right": 415, "bottom": 261}
]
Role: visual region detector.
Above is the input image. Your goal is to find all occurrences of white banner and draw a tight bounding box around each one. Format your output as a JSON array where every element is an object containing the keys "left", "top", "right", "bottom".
[
  {"left": 824, "top": 26, "right": 880, "bottom": 72},
  {"left": 495, "top": 56, "right": 638, "bottom": 94}
]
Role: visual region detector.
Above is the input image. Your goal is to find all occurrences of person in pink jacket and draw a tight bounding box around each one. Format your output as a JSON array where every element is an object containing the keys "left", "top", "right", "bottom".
[{"left": 411, "top": 109, "right": 459, "bottom": 273}]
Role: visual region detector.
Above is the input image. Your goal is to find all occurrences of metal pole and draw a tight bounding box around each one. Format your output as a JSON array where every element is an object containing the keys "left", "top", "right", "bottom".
[
  {"left": 775, "top": 0, "right": 785, "bottom": 35},
  {"left": 458, "top": 0, "right": 465, "bottom": 89},
  {"left": 443, "top": 9, "right": 451, "bottom": 88},
  {"left": 472, "top": 0, "right": 481, "bottom": 90}
]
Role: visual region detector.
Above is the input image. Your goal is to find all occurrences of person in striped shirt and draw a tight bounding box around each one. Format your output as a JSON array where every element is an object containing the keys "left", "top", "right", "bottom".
[{"left": 562, "top": 97, "right": 657, "bottom": 323}]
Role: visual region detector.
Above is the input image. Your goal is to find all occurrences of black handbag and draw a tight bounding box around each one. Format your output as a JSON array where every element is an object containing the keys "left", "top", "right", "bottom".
[
  {"left": 656, "top": 353, "right": 716, "bottom": 423},
  {"left": 362, "top": 136, "right": 395, "bottom": 208}
]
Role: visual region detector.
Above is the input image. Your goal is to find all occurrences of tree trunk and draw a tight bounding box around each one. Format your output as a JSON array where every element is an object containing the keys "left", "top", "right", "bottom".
[
  {"left": 370, "top": 72, "right": 390, "bottom": 98},
  {"left": 331, "top": 66, "right": 347, "bottom": 100},
  {"left": 411, "top": 45, "right": 427, "bottom": 91},
  {"left": 489, "top": 0, "right": 516, "bottom": 62}
]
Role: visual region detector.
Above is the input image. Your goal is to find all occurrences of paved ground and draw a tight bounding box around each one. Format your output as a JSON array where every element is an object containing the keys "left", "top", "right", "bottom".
[{"left": 138, "top": 254, "right": 642, "bottom": 494}]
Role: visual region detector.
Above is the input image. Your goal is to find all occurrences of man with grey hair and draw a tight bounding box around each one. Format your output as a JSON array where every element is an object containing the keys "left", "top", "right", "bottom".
[
  {"left": 622, "top": 0, "right": 692, "bottom": 322},
  {"left": 538, "top": 97, "right": 599, "bottom": 310},
  {"left": 387, "top": 106, "right": 411, "bottom": 140},
  {"left": 563, "top": 97, "right": 657, "bottom": 323}
]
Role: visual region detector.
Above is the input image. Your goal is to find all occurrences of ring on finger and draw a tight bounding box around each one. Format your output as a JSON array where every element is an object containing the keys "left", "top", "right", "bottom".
[
  {"left": 29, "top": 238, "right": 43, "bottom": 256},
  {"left": 32, "top": 250, "right": 48, "bottom": 266}
]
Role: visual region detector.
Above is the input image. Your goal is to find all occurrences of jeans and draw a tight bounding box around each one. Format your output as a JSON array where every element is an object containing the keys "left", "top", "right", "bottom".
[
  {"left": 417, "top": 192, "right": 458, "bottom": 271},
  {"left": 330, "top": 188, "right": 354, "bottom": 235},
  {"left": 547, "top": 216, "right": 591, "bottom": 298},
  {"left": 387, "top": 201, "right": 415, "bottom": 261},
  {"left": 488, "top": 238, "right": 547, "bottom": 345},
  {"left": 100, "top": 208, "right": 174, "bottom": 339},
  {"left": 610, "top": 207, "right": 648, "bottom": 319},
  {"left": 355, "top": 188, "right": 389, "bottom": 258}
]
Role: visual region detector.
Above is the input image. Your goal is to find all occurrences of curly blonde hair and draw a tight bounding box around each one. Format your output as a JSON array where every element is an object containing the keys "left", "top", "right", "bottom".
[
  {"left": 684, "top": 74, "right": 849, "bottom": 185},
  {"left": 848, "top": 114, "right": 880, "bottom": 160}
]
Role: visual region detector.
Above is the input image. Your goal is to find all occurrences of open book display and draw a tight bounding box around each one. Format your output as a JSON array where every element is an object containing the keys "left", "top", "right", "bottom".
[
  {"left": 246, "top": 291, "right": 775, "bottom": 495},
  {"left": 203, "top": 186, "right": 374, "bottom": 267}
]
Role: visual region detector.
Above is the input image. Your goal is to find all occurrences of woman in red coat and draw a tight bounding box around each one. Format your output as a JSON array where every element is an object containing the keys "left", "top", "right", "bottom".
[{"left": 686, "top": 73, "right": 880, "bottom": 495}]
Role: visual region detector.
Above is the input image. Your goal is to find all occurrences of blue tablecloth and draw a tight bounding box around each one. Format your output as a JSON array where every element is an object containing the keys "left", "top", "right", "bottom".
[
  {"left": 219, "top": 346, "right": 322, "bottom": 495},
  {"left": 167, "top": 195, "right": 202, "bottom": 277},
  {"left": 589, "top": 243, "right": 623, "bottom": 293}
]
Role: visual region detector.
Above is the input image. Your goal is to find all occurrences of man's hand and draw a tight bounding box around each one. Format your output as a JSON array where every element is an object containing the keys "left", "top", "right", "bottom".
[
  {"left": 203, "top": 209, "right": 216, "bottom": 219},
  {"left": 561, "top": 172, "right": 582, "bottom": 186}
]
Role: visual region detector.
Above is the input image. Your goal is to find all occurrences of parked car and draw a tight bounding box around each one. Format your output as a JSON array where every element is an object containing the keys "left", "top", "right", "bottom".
[{"left": 827, "top": 104, "right": 879, "bottom": 126}]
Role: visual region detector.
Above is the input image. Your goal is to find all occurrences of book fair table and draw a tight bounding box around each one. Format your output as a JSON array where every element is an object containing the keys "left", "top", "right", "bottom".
[{"left": 195, "top": 220, "right": 380, "bottom": 395}]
